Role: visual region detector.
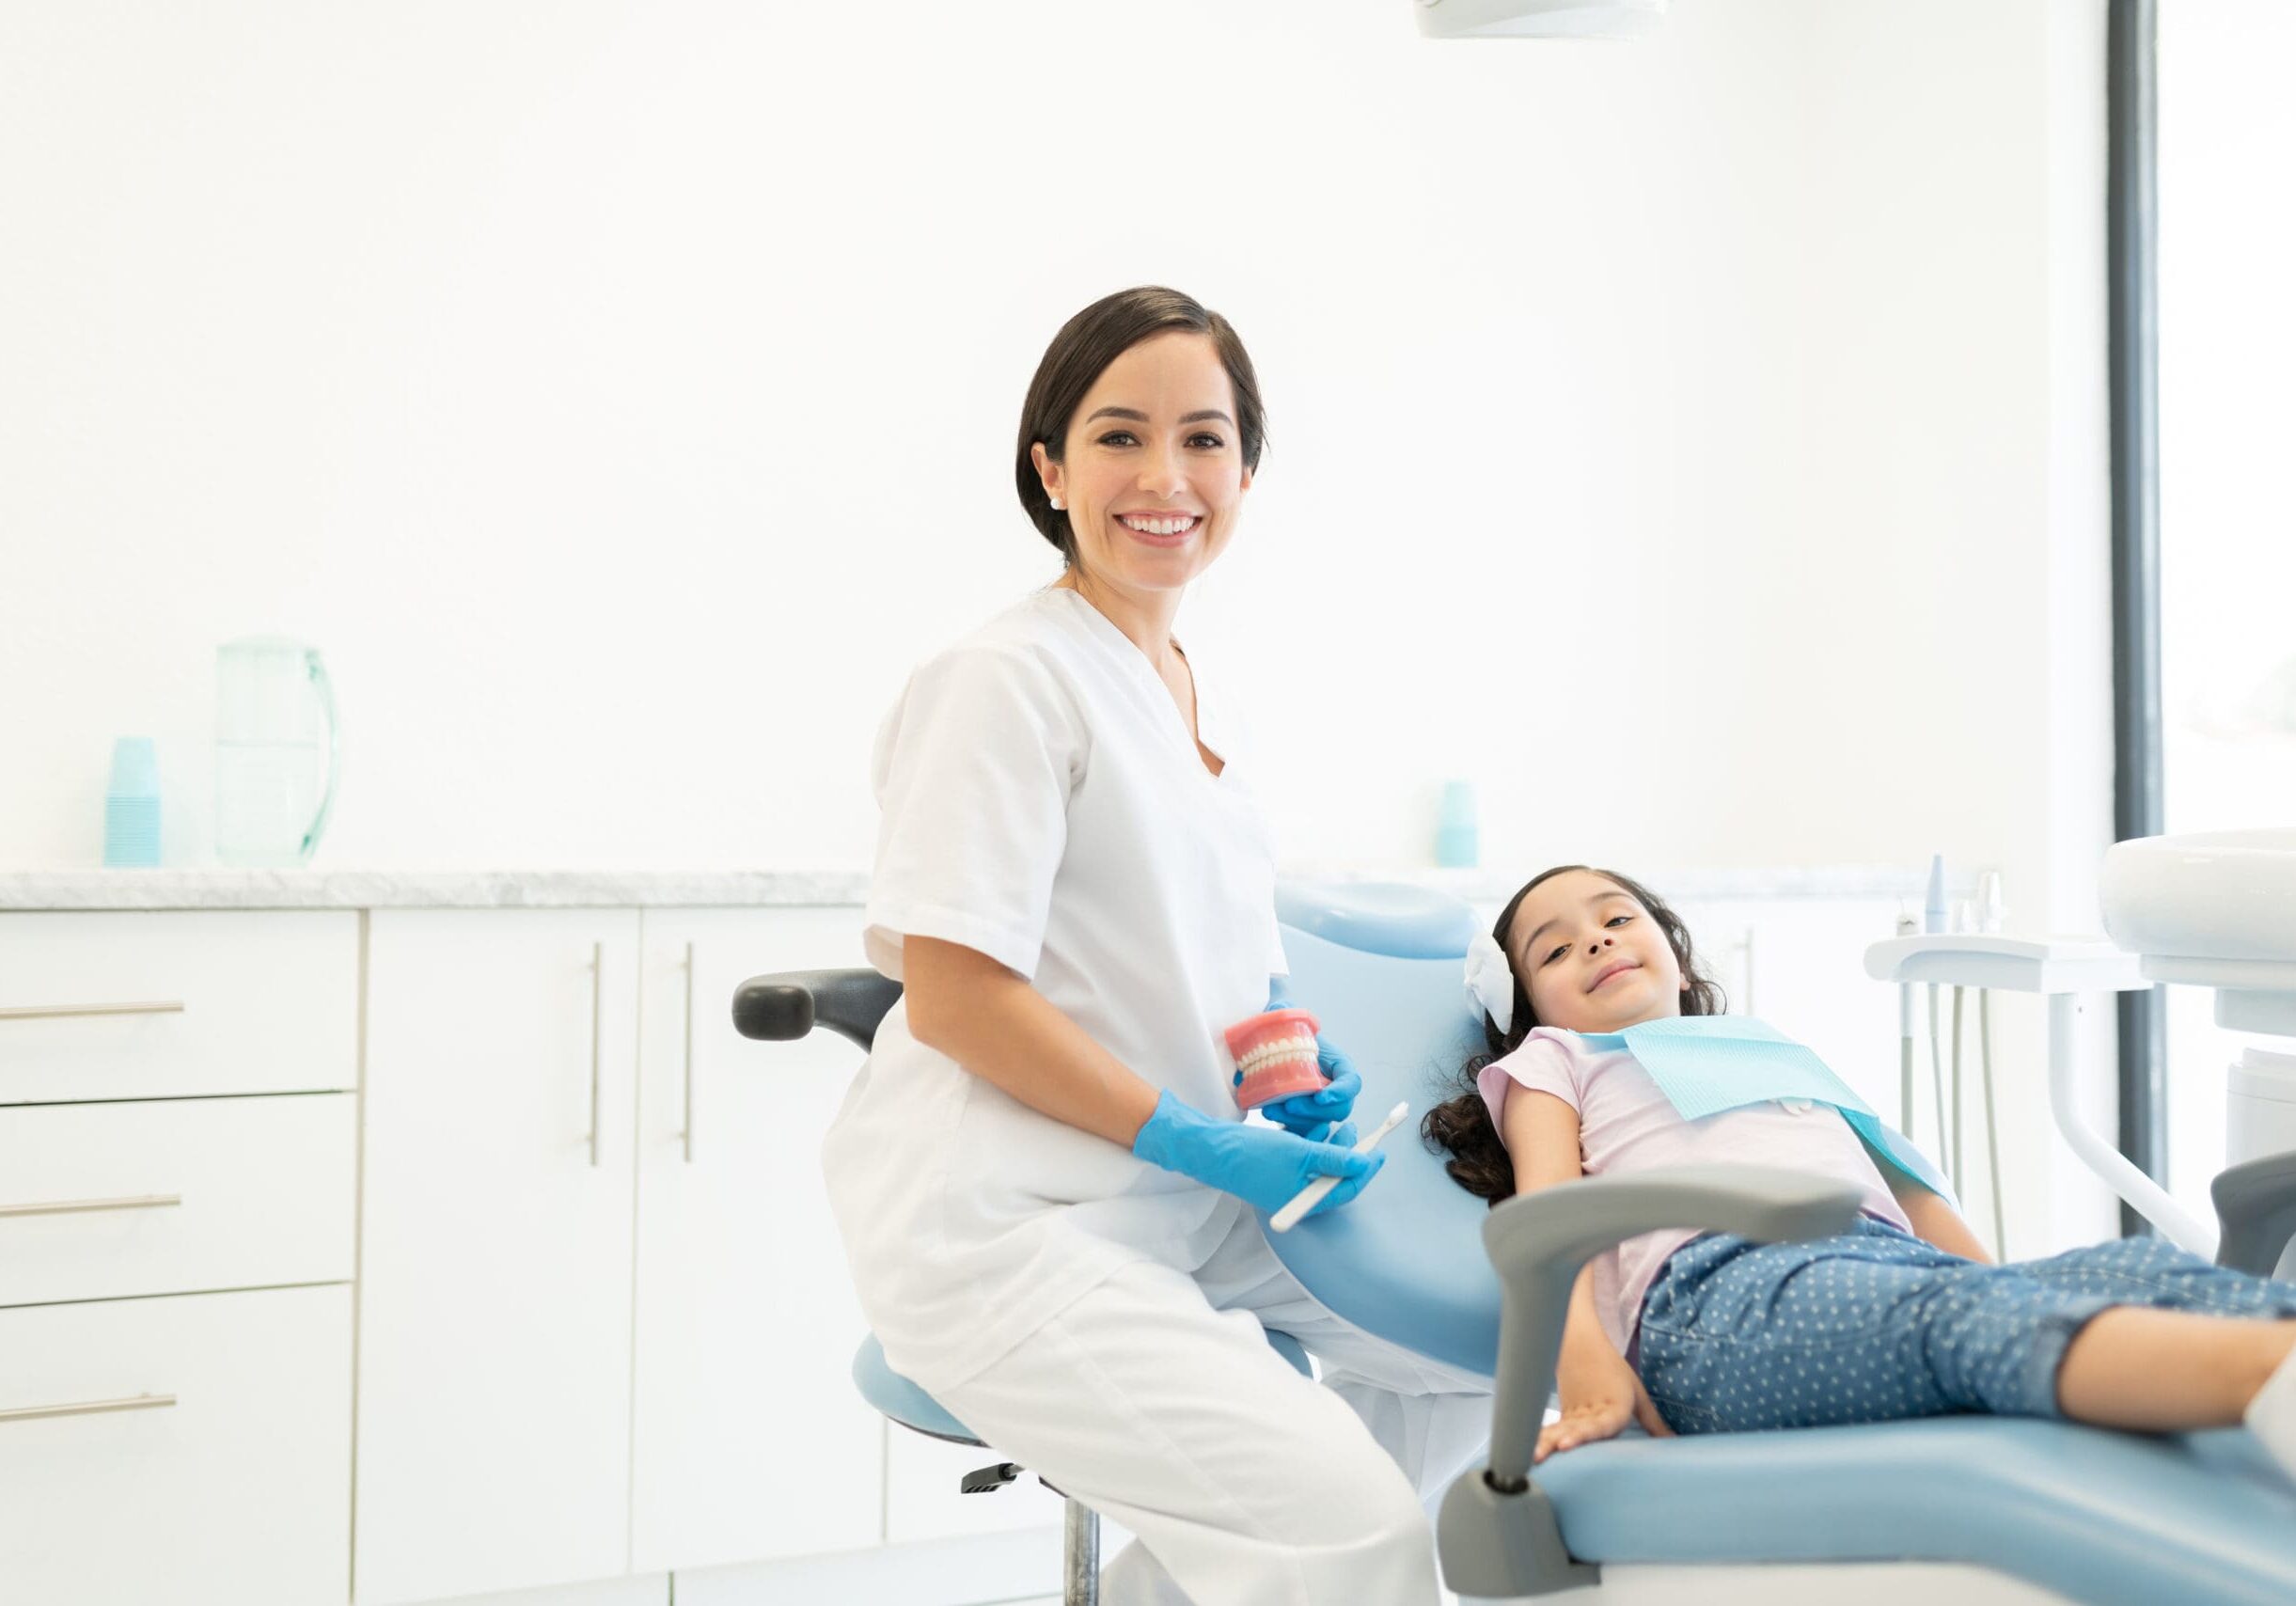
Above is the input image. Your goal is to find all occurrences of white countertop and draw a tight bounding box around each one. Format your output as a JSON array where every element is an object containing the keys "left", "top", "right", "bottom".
[
  {"left": 0, "top": 869, "right": 873, "bottom": 910},
  {"left": 0, "top": 864, "right": 1978, "bottom": 911}
]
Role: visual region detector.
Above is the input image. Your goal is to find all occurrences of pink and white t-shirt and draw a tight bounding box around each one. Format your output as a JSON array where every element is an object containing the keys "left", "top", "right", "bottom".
[{"left": 1476, "top": 1026, "right": 1913, "bottom": 1357}]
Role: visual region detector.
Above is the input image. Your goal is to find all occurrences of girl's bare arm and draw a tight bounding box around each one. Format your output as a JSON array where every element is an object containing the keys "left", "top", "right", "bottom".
[
  {"left": 1501, "top": 1089, "right": 1620, "bottom": 1371},
  {"left": 1501, "top": 1087, "right": 1674, "bottom": 1456},
  {"left": 1888, "top": 1168, "right": 1993, "bottom": 1263}
]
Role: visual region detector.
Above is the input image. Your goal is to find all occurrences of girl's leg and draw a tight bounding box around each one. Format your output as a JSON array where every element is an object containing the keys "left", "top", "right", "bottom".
[
  {"left": 2010, "top": 1235, "right": 2296, "bottom": 1321},
  {"left": 2056, "top": 1307, "right": 2296, "bottom": 1429},
  {"left": 2006, "top": 1237, "right": 2296, "bottom": 1434},
  {"left": 1635, "top": 1224, "right": 2096, "bottom": 1432},
  {"left": 1641, "top": 1223, "right": 2296, "bottom": 1443}
]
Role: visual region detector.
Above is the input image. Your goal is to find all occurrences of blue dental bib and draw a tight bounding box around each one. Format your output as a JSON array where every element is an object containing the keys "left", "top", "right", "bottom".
[{"left": 1577, "top": 1015, "right": 1955, "bottom": 1203}]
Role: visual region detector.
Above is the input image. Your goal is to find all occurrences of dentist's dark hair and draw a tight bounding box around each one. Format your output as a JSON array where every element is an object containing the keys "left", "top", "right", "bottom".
[
  {"left": 1015, "top": 286, "right": 1267, "bottom": 567},
  {"left": 1421, "top": 865, "right": 1724, "bottom": 1205}
]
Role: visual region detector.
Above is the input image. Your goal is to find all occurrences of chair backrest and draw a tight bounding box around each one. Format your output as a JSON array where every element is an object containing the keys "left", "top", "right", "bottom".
[
  {"left": 732, "top": 968, "right": 901, "bottom": 1051},
  {"left": 1268, "top": 881, "right": 1502, "bottom": 1377}
]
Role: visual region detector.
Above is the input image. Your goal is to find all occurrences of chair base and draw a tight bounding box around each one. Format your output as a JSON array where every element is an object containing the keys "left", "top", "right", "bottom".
[
  {"left": 964, "top": 1458, "right": 1099, "bottom": 1606},
  {"left": 1062, "top": 1494, "right": 1101, "bottom": 1606}
]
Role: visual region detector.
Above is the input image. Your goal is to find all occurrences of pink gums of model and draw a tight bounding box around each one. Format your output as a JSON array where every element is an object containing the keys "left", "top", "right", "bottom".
[{"left": 1223, "top": 1008, "right": 1327, "bottom": 1111}]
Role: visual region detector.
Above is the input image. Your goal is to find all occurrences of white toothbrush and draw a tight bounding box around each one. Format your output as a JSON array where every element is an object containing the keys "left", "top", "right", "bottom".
[{"left": 1271, "top": 1101, "right": 1409, "bottom": 1234}]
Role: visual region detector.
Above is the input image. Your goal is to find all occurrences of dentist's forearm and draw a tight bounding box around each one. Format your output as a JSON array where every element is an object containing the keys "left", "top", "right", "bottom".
[{"left": 902, "top": 934, "right": 1163, "bottom": 1148}]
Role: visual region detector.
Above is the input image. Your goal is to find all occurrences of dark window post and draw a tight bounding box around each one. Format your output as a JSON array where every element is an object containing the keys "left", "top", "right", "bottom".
[{"left": 2109, "top": 0, "right": 2165, "bottom": 1235}]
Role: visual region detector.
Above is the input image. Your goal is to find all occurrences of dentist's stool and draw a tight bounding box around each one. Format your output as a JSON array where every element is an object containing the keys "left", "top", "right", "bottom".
[{"left": 731, "top": 967, "right": 1313, "bottom": 1606}]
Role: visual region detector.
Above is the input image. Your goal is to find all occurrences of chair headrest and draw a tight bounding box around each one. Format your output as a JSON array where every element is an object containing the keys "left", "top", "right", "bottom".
[{"left": 1275, "top": 880, "right": 1483, "bottom": 960}]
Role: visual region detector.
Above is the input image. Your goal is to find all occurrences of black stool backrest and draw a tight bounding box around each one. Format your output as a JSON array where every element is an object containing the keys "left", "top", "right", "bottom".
[{"left": 731, "top": 968, "right": 902, "bottom": 1052}]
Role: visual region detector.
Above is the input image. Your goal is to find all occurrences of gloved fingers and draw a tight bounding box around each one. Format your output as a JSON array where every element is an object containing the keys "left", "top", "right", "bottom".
[
  {"left": 1259, "top": 1094, "right": 1338, "bottom": 1137},
  {"left": 1305, "top": 1042, "right": 1360, "bottom": 1118},
  {"left": 1263, "top": 1111, "right": 1340, "bottom": 1142},
  {"left": 1296, "top": 1134, "right": 1376, "bottom": 1182},
  {"left": 1308, "top": 1150, "right": 1387, "bottom": 1215},
  {"left": 1319, "top": 1120, "right": 1360, "bottom": 1149},
  {"left": 1256, "top": 1070, "right": 1358, "bottom": 1135}
]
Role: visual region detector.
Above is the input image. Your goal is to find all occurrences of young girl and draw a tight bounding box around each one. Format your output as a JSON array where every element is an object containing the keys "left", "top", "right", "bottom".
[{"left": 1422, "top": 862, "right": 2296, "bottom": 1477}]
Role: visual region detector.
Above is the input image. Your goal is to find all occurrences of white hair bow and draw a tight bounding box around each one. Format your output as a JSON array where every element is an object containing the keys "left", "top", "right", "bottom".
[{"left": 1463, "top": 929, "right": 1517, "bottom": 1034}]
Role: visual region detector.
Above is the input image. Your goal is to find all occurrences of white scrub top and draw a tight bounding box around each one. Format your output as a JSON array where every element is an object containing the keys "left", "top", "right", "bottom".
[{"left": 822, "top": 586, "right": 1289, "bottom": 1388}]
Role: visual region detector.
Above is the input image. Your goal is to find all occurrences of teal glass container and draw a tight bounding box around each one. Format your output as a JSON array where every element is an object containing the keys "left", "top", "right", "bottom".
[{"left": 214, "top": 638, "right": 340, "bottom": 867}]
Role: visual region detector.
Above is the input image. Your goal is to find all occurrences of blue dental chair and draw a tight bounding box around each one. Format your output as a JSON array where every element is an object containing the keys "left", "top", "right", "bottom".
[{"left": 741, "top": 882, "right": 2296, "bottom": 1605}]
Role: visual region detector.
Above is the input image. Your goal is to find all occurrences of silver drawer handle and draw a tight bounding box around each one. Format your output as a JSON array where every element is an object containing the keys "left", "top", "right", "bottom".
[
  {"left": 0, "top": 1393, "right": 177, "bottom": 1425},
  {"left": 0, "top": 1193, "right": 182, "bottom": 1220},
  {"left": 0, "top": 1000, "right": 185, "bottom": 1021},
  {"left": 586, "top": 943, "right": 603, "bottom": 1169},
  {"left": 681, "top": 942, "right": 696, "bottom": 1164}
]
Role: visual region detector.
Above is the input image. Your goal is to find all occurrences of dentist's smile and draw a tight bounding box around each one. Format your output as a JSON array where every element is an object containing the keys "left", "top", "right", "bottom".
[{"left": 1117, "top": 511, "right": 1202, "bottom": 545}]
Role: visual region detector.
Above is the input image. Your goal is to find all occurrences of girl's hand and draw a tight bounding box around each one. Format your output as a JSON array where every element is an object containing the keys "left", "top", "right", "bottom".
[{"left": 1537, "top": 1367, "right": 1675, "bottom": 1463}]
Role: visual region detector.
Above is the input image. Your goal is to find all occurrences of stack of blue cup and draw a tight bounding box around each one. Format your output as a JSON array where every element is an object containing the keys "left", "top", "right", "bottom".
[
  {"left": 103, "top": 737, "right": 163, "bottom": 868},
  {"left": 1436, "top": 779, "right": 1480, "bottom": 869}
]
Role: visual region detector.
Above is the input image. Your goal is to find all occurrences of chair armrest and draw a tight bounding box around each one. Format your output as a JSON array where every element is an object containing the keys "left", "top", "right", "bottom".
[
  {"left": 731, "top": 968, "right": 902, "bottom": 1052},
  {"left": 2213, "top": 1152, "right": 2296, "bottom": 1277},
  {"left": 1438, "top": 1165, "right": 1863, "bottom": 1600}
]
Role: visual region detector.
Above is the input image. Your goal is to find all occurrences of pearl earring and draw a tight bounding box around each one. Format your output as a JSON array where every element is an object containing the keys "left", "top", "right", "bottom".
[{"left": 1049, "top": 496, "right": 1064, "bottom": 511}]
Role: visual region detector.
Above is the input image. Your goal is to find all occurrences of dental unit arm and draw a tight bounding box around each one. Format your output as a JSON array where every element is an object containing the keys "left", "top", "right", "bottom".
[
  {"left": 1864, "top": 927, "right": 2296, "bottom": 1274},
  {"left": 1861, "top": 934, "right": 2215, "bottom": 1253},
  {"left": 1438, "top": 1165, "right": 1863, "bottom": 1599}
]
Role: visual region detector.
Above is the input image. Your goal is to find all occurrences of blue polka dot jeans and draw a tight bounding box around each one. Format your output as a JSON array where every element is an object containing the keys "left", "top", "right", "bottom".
[{"left": 1635, "top": 1217, "right": 2296, "bottom": 1435}]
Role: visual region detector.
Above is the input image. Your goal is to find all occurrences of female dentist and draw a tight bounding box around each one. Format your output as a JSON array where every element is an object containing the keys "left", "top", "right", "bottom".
[{"left": 823, "top": 286, "right": 1490, "bottom": 1605}]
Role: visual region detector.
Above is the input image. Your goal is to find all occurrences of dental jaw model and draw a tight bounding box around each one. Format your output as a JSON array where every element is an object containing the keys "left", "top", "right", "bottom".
[{"left": 1224, "top": 1009, "right": 1328, "bottom": 1111}]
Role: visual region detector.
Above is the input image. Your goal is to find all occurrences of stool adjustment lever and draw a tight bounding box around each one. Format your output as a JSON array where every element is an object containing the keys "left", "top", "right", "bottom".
[{"left": 961, "top": 1461, "right": 1023, "bottom": 1495}]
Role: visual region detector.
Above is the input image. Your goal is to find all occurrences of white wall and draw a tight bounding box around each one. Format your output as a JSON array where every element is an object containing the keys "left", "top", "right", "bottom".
[{"left": 3, "top": 2, "right": 2118, "bottom": 1242}]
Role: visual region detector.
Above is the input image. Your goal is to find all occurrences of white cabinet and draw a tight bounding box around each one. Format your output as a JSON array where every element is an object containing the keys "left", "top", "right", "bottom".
[
  {"left": 0, "top": 1273, "right": 353, "bottom": 1605},
  {"left": 0, "top": 910, "right": 357, "bottom": 1606},
  {"left": 0, "top": 1094, "right": 354, "bottom": 1306},
  {"left": 356, "top": 910, "right": 643, "bottom": 1606},
  {"left": 353, "top": 899, "right": 1065, "bottom": 1604},
  {"left": 358, "top": 905, "right": 895, "bottom": 1601},
  {"left": 0, "top": 911, "right": 356, "bottom": 1102},
  {"left": 628, "top": 908, "right": 883, "bottom": 1572}
]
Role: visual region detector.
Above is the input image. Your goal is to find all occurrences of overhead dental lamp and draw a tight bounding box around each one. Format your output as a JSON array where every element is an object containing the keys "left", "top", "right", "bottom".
[{"left": 1415, "top": 0, "right": 1668, "bottom": 39}]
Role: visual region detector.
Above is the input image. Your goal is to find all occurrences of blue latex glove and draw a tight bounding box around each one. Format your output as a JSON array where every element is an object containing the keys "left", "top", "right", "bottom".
[
  {"left": 1249, "top": 979, "right": 1361, "bottom": 1139},
  {"left": 1250, "top": 1037, "right": 1361, "bottom": 1141},
  {"left": 1132, "top": 1091, "right": 1385, "bottom": 1219}
]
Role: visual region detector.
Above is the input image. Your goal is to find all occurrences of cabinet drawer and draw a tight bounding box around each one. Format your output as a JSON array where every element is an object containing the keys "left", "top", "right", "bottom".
[
  {"left": 0, "top": 1094, "right": 355, "bottom": 1307},
  {"left": 0, "top": 910, "right": 357, "bottom": 1101},
  {"left": 0, "top": 1283, "right": 353, "bottom": 1606}
]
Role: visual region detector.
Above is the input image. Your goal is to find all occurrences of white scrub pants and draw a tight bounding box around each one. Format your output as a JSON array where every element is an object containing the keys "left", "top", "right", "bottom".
[{"left": 929, "top": 1209, "right": 1494, "bottom": 1606}]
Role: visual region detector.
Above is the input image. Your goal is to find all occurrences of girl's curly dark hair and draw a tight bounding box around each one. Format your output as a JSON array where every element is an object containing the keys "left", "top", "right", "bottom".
[{"left": 1419, "top": 865, "right": 1724, "bottom": 1205}]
